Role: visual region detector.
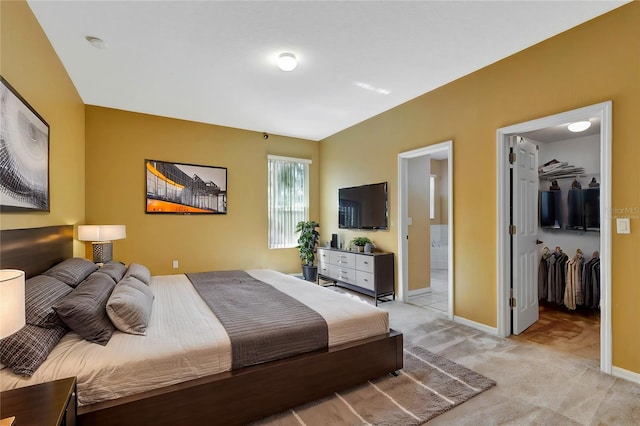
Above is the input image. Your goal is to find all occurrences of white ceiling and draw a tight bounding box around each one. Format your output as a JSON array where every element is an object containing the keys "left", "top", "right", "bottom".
[{"left": 26, "top": 1, "right": 629, "bottom": 141}]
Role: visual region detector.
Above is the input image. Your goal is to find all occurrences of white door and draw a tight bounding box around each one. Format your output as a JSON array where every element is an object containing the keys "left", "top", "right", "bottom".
[{"left": 512, "top": 136, "right": 539, "bottom": 334}]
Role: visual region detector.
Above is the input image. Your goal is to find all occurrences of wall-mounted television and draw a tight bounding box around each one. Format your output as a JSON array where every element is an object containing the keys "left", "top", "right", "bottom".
[{"left": 338, "top": 182, "right": 388, "bottom": 230}]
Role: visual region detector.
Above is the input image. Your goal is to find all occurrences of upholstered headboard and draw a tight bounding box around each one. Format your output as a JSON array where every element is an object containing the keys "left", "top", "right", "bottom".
[{"left": 0, "top": 225, "right": 73, "bottom": 278}]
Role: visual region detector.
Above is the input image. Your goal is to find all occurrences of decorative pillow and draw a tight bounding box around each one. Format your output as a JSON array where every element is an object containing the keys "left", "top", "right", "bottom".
[
  {"left": 44, "top": 258, "right": 98, "bottom": 288},
  {"left": 100, "top": 261, "right": 128, "bottom": 283},
  {"left": 107, "top": 276, "right": 155, "bottom": 335},
  {"left": 124, "top": 263, "right": 151, "bottom": 285},
  {"left": 0, "top": 324, "right": 67, "bottom": 376},
  {"left": 52, "top": 272, "right": 116, "bottom": 345},
  {"left": 25, "top": 275, "right": 72, "bottom": 328}
]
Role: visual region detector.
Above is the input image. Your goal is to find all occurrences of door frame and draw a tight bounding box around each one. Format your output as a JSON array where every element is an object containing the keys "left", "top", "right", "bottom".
[
  {"left": 398, "top": 140, "right": 454, "bottom": 320},
  {"left": 496, "top": 101, "right": 612, "bottom": 373}
]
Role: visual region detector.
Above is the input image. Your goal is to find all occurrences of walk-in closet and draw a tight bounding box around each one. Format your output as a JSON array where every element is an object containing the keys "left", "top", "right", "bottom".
[{"left": 513, "top": 123, "right": 601, "bottom": 362}]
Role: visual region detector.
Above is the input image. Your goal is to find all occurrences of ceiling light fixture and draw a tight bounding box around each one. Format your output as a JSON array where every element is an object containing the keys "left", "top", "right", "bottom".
[
  {"left": 85, "top": 36, "right": 107, "bottom": 50},
  {"left": 568, "top": 121, "right": 591, "bottom": 132},
  {"left": 277, "top": 53, "right": 297, "bottom": 72}
]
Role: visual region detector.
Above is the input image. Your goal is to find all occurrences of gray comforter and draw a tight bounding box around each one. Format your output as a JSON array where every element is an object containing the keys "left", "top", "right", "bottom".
[{"left": 186, "top": 270, "right": 328, "bottom": 369}]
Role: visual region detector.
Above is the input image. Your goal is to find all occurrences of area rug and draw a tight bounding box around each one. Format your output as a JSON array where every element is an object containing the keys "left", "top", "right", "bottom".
[{"left": 253, "top": 345, "right": 496, "bottom": 425}]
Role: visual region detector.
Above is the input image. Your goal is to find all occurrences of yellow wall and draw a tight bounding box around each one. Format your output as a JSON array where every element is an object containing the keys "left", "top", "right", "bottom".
[
  {"left": 320, "top": 3, "right": 640, "bottom": 372},
  {"left": 85, "top": 106, "right": 319, "bottom": 275},
  {"left": 0, "top": 0, "right": 86, "bottom": 256},
  {"left": 407, "top": 156, "right": 430, "bottom": 290}
]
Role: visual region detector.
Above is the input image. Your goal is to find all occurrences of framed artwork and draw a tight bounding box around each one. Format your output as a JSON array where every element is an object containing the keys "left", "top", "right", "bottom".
[
  {"left": 145, "top": 159, "right": 227, "bottom": 214},
  {"left": 0, "top": 76, "right": 50, "bottom": 212}
]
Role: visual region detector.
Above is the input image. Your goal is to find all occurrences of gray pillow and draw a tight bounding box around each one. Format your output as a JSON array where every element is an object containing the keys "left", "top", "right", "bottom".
[
  {"left": 25, "top": 275, "right": 72, "bottom": 328},
  {"left": 124, "top": 263, "right": 151, "bottom": 285},
  {"left": 53, "top": 272, "right": 116, "bottom": 345},
  {"left": 44, "top": 258, "right": 98, "bottom": 287},
  {"left": 107, "top": 276, "right": 154, "bottom": 335},
  {"left": 100, "top": 261, "right": 127, "bottom": 283},
  {"left": 0, "top": 324, "right": 67, "bottom": 376}
]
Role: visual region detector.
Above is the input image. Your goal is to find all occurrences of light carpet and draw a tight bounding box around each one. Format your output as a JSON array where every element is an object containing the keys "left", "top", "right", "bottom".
[{"left": 253, "top": 345, "right": 496, "bottom": 425}]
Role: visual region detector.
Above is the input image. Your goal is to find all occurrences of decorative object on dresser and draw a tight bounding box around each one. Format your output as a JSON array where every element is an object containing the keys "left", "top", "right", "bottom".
[
  {"left": 318, "top": 247, "right": 395, "bottom": 305},
  {"left": 0, "top": 270, "right": 25, "bottom": 339},
  {"left": 295, "top": 220, "right": 320, "bottom": 282},
  {"left": 77, "top": 225, "right": 126, "bottom": 264},
  {"left": 0, "top": 377, "right": 77, "bottom": 426},
  {"left": 350, "top": 236, "right": 372, "bottom": 253},
  {"left": 0, "top": 76, "right": 50, "bottom": 213}
]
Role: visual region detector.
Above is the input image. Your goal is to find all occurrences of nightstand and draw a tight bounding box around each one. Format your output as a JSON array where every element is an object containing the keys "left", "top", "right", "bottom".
[{"left": 0, "top": 377, "right": 77, "bottom": 426}]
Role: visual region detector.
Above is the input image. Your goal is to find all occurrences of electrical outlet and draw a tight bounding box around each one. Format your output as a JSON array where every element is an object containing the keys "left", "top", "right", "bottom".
[{"left": 172, "top": 260, "right": 179, "bottom": 269}]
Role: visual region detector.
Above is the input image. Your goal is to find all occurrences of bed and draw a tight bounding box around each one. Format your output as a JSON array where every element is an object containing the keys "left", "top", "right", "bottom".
[{"left": 0, "top": 225, "right": 403, "bottom": 425}]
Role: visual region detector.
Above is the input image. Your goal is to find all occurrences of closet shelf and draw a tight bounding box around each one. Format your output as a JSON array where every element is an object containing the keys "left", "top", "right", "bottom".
[{"left": 539, "top": 172, "right": 600, "bottom": 181}]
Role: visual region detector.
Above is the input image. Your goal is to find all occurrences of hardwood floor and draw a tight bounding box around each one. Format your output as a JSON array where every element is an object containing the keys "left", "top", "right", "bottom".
[{"left": 511, "top": 302, "right": 600, "bottom": 361}]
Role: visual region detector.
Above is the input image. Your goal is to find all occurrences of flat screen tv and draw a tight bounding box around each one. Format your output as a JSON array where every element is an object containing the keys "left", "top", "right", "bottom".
[{"left": 338, "top": 182, "right": 388, "bottom": 230}]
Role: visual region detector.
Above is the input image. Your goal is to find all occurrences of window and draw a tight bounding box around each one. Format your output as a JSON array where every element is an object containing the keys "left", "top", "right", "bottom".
[
  {"left": 429, "top": 174, "right": 436, "bottom": 220},
  {"left": 268, "top": 155, "right": 311, "bottom": 248}
]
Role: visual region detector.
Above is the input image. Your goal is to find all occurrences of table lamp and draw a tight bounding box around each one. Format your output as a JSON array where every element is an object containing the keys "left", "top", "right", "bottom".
[
  {"left": 78, "top": 225, "right": 126, "bottom": 263},
  {"left": 0, "top": 269, "right": 25, "bottom": 339}
]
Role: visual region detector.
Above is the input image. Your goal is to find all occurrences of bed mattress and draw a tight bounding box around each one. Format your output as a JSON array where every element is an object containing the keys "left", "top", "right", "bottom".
[{"left": 0, "top": 269, "right": 389, "bottom": 407}]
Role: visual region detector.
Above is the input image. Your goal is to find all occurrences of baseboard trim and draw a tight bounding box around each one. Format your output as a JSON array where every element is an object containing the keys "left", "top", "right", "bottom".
[
  {"left": 454, "top": 315, "right": 498, "bottom": 336},
  {"left": 611, "top": 366, "right": 640, "bottom": 384},
  {"left": 407, "top": 288, "right": 431, "bottom": 297}
]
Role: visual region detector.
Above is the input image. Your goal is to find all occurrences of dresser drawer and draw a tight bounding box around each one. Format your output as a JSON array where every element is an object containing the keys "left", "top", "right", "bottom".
[
  {"left": 356, "top": 255, "right": 375, "bottom": 273},
  {"left": 317, "top": 248, "right": 331, "bottom": 264},
  {"left": 330, "top": 251, "right": 356, "bottom": 268},
  {"left": 356, "top": 271, "right": 375, "bottom": 291},
  {"left": 318, "top": 261, "right": 330, "bottom": 276},
  {"left": 330, "top": 265, "right": 356, "bottom": 285}
]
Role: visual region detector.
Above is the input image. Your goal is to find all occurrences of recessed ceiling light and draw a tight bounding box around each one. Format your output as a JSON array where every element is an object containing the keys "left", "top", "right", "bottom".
[
  {"left": 277, "top": 53, "right": 297, "bottom": 72},
  {"left": 85, "top": 36, "right": 107, "bottom": 50},
  {"left": 568, "top": 121, "right": 591, "bottom": 132}
]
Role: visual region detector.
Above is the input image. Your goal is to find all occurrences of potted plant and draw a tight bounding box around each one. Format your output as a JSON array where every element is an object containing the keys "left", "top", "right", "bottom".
[
  {"left": 295, "top": 220, "right": 320, "bottom": 282},
  {"left": 351, "top": 236, "right": 372, "bottom": 253}
]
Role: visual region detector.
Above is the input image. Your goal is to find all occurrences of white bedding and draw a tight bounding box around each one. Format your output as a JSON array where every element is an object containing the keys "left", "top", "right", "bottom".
[{"left": 0, "top": 269, "right": 389, "bottom": 407}]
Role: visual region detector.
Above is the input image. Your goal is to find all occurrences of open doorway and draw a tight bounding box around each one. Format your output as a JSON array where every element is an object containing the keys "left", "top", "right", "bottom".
[
  {"left": 397, "top": 141, "right": 453, "bottom": 320},
  {"left": 496, "top": 101, "right": 612, "bottom": 374}
]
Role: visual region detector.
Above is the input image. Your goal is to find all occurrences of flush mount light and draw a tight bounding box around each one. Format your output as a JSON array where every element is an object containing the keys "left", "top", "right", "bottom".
[
  {"left": 277, "top": 53, "right": 297, "bottom": 71},
  {"left": 85, "top": 36, "right": 107, "bottom": 50},
  {"left": 568, "top": 121, "right": 591, "bottom": 132}
]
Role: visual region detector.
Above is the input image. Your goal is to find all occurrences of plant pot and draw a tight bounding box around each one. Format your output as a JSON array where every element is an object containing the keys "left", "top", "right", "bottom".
[{"left": 301, "top": 265, "right": 318, "bottom": 282}]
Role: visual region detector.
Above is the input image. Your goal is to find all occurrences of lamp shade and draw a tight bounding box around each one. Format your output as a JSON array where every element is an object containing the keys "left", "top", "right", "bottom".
[
  {"left": 0, "top": 269, "right": 26, "bottom": 339},
  {"left": 78, "top": 225, "right": 126, "bottom": 242}
]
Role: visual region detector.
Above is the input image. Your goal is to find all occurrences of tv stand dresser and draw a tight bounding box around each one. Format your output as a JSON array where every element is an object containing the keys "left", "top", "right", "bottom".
[{"left": 317, "top": 248, "right": 395, "bottom": 305}]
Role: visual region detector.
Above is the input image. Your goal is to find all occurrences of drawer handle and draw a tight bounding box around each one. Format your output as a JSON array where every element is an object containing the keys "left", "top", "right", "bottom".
[
  {"left": 363, "top": 278, "right": 369, "bottom": 282},
  {"left": 363, "top": 261, "right": 369, "bottom": 265}
]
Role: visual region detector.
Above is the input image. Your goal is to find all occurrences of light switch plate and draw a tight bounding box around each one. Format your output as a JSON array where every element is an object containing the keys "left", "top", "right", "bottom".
[{"left": 616, "top": 218, "right": 630, "bottom": 234}]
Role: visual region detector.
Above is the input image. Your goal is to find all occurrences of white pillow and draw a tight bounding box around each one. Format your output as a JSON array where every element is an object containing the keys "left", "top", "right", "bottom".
[{"left": 106, "top": 276, "right": 154, "bottom": 335}]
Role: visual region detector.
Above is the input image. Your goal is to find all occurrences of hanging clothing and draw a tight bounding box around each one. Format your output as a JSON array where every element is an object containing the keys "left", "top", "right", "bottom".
[
  {"left": 546, "top": 249, "right": 569, "bottom": 305},
  {"left": 582, "top": 256, "right": 601, "bottom": 309},
  {"left": 538, "top": 248, "right": 551, "bottom": 301},
  {"left": 564, "top": 252, "right": 585, "bottom": 310}
]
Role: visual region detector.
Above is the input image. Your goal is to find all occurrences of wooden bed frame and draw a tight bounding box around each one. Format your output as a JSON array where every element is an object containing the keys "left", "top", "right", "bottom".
[{"left": 0, "top": 225, "right": 403, "bottom": 425}]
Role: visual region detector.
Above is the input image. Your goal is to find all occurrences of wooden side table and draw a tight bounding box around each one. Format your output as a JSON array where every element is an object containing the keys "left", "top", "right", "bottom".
[{"left": 0, "top": 377, "right": 76, "bottom": 426}]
